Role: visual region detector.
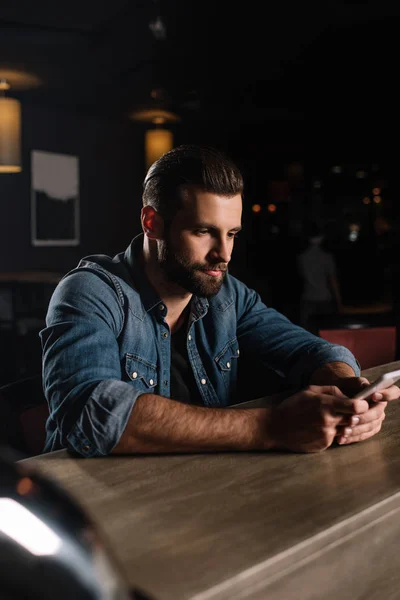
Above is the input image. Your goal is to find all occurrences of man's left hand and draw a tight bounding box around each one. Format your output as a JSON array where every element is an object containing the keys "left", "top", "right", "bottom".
[{"left": 334, "top": 375, "right": 400, "bottom": 445}]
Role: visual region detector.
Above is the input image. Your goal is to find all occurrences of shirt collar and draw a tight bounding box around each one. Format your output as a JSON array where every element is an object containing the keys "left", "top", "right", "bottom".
[
  {"left": 123, "top": 233, "right": 209, "bottom": 317},
  {"left": 123, "top": 234, "right": 162, "bottom": 312}
]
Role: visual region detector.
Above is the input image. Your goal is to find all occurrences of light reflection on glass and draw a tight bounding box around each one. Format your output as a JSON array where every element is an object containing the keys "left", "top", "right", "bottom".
[{"left": 0, "top": 498, "right": 61, "bottom": 556}]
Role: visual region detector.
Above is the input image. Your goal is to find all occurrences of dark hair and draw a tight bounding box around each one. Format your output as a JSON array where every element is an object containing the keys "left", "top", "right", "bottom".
[{"left": 142, "top": 144, "right": 244, "bottom": 221}]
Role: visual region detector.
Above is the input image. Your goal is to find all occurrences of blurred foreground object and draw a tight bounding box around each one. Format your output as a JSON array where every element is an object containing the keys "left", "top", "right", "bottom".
[{"left": 0, "top": 448, "right": 152, "bottom": 599}]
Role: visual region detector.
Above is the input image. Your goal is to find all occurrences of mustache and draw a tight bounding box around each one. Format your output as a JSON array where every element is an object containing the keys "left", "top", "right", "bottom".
[{"left": 200, "top": 264, "right": 228, "bottom": 272}]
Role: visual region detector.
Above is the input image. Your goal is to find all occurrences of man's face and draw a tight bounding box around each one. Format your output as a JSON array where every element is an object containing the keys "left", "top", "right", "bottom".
[{"left": 159, "top": 187, "right": 242, "bottom": 297}]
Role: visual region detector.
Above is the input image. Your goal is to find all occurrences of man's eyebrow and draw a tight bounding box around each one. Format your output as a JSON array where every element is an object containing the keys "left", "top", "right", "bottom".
[{"left": 193, "top": 223, "right": 242, "bottom": 232}]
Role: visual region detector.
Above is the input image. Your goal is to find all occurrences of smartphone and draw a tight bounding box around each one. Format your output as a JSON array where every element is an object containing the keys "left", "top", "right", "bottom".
[{"left": 352, "top": 369, "right": 400, "bottom": 400}]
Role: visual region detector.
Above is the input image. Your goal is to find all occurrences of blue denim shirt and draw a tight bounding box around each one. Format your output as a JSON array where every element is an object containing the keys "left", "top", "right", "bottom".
[{"left": 40, "top": 234, "right": 360, "bottom": 457}]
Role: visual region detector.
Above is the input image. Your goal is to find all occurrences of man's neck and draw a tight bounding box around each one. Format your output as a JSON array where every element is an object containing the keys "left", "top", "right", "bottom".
[{"left": 141, "top": 240, "right": 192, "bottom": 333}]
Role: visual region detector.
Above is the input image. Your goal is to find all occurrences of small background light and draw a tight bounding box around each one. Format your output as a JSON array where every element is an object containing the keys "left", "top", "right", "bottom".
[
  {"left": 17, "top": 477, "right": 33, "bottom": 496},
  {"left": 349, "top": 223, "right": 360, "bottom": 242}
]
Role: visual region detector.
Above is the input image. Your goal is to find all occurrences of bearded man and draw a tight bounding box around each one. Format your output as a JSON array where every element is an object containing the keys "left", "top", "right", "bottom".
[{"left": 41, "top": 145, "right": 397, "bottom": 457}]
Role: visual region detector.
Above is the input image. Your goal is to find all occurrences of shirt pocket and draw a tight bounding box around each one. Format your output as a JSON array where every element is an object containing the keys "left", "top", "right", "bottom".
[
  {"left": 124, "top": 354, "right": 158, "bottom": 392},
  {"left": 214, "top": 337, "right": 240, "bottom": 395}
]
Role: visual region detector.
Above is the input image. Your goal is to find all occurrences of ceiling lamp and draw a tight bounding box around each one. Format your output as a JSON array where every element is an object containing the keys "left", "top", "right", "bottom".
[
  {"left": 130, "top": 108, "right": 180, "bottom": 125},
  {"left": 0, "top": 80, "right": 21, "bottom": 173},
  {"left": 144, "top": 129, "right": 173, "bottom": 170},
  {"left": 130, "top": 107, "right": 181, "bottom": 170}
]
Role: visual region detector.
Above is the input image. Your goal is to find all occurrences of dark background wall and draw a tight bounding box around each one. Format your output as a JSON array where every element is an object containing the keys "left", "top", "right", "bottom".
[{"left": 0, "top": 103, "right": 145, "bottom": 274}]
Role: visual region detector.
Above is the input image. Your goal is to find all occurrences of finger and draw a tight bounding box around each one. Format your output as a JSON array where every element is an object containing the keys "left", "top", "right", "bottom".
[
  {"left": 336, "top": 412, "right": 366, "bottom": 427},
  {"left": 355, "top": 402, "right": 387, "bottom": 424},
  {"left": 337, "top": 402, "right": 387, "bottom": 431},
  {"left": 337, "top": 414, "right": 385, "bottom": 438},
  {"left": 337, "top": 423, "right": 382, "bottom": 445},
  {"left": 309, "top": 385, "right": 348, "bottom": 398},
  {"left": 337, "top": 418, "right": 384, "bottom": 444},
  {"left": 336, "top": 425, "right": 354, "bottom": 439},
  {"left": 329, "top": 395, "right": 369, "bottom": 415},
  {"left": 372, "top": 385, "right": 400, "bottom": 403},
  {"left": 336, "top": 402, "right": 386, "bottom": 427}
]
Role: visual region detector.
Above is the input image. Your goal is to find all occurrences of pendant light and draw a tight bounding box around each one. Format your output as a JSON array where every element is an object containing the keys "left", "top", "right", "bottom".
[
  {"left": 0, "top": 80, "right": 21, "bottom": 173},
  {"left": 130, "top": 106, "right": 180, "bottom": 171}
]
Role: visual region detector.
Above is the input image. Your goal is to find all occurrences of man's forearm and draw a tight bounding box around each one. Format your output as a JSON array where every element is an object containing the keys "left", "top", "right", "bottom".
[
  {"left": 112, "top": 393, "right": 270, "bottom": 454},
  {"left": 310, "top": 361, "right": 357, "bottom": 385}
]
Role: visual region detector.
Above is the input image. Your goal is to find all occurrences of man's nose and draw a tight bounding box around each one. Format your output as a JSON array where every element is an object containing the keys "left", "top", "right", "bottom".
[{"left": 210, "top": 238, "right": 231, "bottom": 263}]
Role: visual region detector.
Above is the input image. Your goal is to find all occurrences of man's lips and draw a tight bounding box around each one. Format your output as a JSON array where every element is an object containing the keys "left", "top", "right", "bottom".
[{"left": 201, "top": 268, "right": 227, "bottom": 277}]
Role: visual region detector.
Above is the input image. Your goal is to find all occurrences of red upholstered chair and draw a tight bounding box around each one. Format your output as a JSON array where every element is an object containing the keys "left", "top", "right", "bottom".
[
  {"left": 319, "top": 326, "right": 396, "bottom": 370},
  {"left": 0, "top": 375, "right": 49, "bottom": 458},
  {"left": 310, "top": 311, "right": 397, "bottom": 370}
]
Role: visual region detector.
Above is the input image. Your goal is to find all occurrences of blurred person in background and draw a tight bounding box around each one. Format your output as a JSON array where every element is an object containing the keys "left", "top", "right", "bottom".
[
  {"left": 374, "top": 213, "right": 400, "bottom": 305},
  {"left": 374, "top": 212, "right": 400, "bottom": 358},
  {"left": 297, "top": 222, "right": 343, "bottom": 333}
]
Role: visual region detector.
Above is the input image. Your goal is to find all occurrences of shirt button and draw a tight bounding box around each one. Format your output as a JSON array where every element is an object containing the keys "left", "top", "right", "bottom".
[
  {"left": 132, "top": 372, "right": 138, "bottom": 378},
  {"left": 159, "top": 304, "right": 165, "bottom": 311},
  {"left": 226, "top": 362, "right": 231, "bottom": 368},
  {"left": 201, "top": 378, "right": 206, "bottom": 385},
  {"left": 149, "top": 379, "right": 154, "bottom": 385},
  {"left": 162, "top": 332, "right": 169, "bottom": 338},
  {"left": 82, "top": 445, "right": 90, "bottom": 452},
  {"left": 188, "top": 335, "right": 192, "bottom": 341}
]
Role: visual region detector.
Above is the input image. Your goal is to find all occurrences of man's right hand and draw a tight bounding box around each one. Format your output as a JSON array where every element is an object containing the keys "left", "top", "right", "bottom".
[{"left": 259, "top": 385, "right": 370, "bottom": 453}]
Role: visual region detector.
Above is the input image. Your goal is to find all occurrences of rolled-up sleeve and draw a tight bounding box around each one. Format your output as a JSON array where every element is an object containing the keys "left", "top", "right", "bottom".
[
  {"left": 40, "top": 270, "right": 142, "bottom": 457},
  {"left": 236, "top": 288, "right": 360, "bottom": 387}
]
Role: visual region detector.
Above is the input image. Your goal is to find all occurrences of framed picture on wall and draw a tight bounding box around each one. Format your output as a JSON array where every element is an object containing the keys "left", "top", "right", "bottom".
[{"left": 31, "top": 150, "right": 80, "bottom": 246}]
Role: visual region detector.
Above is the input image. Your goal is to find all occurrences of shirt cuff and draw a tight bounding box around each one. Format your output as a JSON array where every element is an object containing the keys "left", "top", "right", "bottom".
[
  {"left": 288, "top": 343, "right": 361, "bottom": 389},
  {"left": 65, "top": 379, "right": 141, "bottom": 456}
]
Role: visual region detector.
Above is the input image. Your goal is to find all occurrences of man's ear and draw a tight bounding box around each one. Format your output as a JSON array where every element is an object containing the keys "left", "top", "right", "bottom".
[{"left": 141, "top": 206, "right": 164, "bottom": 239}]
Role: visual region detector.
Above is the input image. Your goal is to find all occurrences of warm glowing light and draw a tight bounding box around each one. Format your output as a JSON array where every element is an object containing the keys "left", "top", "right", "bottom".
[
  {"left": 349, "top": 223, "right": 360, "bottom": 232},
  {"left": 0, "top": 97, "right": 21, "bottom": 172},
  {"left": 17, "top": 477, "right": 33, "bottom": 496},
  {"left": 130, "top": 109, "right": 180, "bottom": 123},
  {"left": 373, "top": 196, "right": 382, "bottom": 204},
  {"left": 145, "top": 129, "right": 173, "bottom": 169},
  {"left": 252, "top": 204, "right": 262, "bottom": 213},
  {"left": 0, "top": 69, "right": 42, "bottom": 90},
  {"left": 372, "top": 187, "right": 381, "bottom": 195},
  {"left": 0, "top": 498, "right": 61, "bottom": 556},
  {"left": 0, "top": 165, "right": 21, "bottom": 172},
  {"left": 363, "top": 197, "right": 371, "bottom": 204},
  {"left": 267, "top": 204, "right": 277, "bottom": 213}
]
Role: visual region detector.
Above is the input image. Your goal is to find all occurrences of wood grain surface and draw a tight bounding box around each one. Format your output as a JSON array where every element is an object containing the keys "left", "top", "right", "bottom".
[{"left": 22, "top": 361, "right": 400, "bottom": 600}]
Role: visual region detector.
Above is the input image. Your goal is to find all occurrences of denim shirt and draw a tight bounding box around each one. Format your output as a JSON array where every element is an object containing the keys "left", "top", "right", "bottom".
[{"left": 40, "top": 234, "right": 360, "bottom": 457}]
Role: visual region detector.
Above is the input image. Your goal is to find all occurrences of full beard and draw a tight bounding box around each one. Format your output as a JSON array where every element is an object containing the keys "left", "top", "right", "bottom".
[{"left": 158, "top": 240, "right": 227, "bottom": 298}]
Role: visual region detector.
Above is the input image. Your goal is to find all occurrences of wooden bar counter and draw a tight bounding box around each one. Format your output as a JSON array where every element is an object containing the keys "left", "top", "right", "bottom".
[{"left": 23, "top": 361, "right": 400, "bottom": 600}]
